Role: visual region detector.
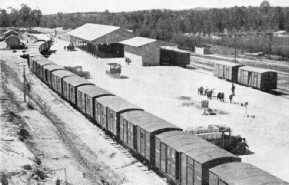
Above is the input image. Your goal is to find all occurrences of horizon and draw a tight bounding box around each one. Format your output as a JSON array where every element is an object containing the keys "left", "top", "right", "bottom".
[{"left": 1, "top": 0, "right": 289, "bottom": 15}]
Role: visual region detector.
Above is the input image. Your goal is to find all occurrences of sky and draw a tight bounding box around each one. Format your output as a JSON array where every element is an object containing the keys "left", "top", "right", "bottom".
[{"left": 1, "top": 0, "right": 289, "bottom": 14}]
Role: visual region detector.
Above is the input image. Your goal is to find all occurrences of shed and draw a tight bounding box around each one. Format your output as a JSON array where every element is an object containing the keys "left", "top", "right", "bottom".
[
  {"left": 51, "top": 70, "right": 76, "bottom": 95},
  {"left": 62, "top": 76, "right": 94, "bottom": 105},
  {"left": 42, "top": 64, "right": 65, "bottom": 87},
  {"left": 160, "top": 46, "right": 190, "bottom": 67},
  {"left": 213, "top": 61, "right": 244, "bottom": 82},
  {"left": 120, "top": 37, "right": 178, "bottom": 66},
  {"left": 238, "top": 66, "right": 277, "bottom": 91},
  {"left": 209, "top": 162, "right": 289, "bottom": 185},
  {"left": 5, "top": 35, "right": 20, "bottom": 47},
  {"left": 95, "top": 96, "right": 143, "bottom": 137},
  {"left": 76, "top": 85, "right": 114, "bottom": 118},
  {"left": 120, "top": 111, "right": 182, "bottom": 163},
  {"left": 67, "top": 23, "right": 134, "bottom": 57},
  {"left": 4, "top": 30, "right": 18, "bottom": 38},
  {"left": 195, "top": 46, "right": 211, "bottom": 55}
]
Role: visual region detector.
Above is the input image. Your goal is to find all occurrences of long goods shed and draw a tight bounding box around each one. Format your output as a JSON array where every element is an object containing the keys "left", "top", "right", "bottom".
[
  {"left": 67, "top": 23, "right": 135, "bottom": 57},
  {"left": 120, "top": 37, "right": 178, "bottom": 66}
]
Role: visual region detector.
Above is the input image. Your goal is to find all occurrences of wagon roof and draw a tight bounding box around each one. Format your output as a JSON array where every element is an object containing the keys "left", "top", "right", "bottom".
[
  {"left": 52, "top": 70, "right": 76, "bottom": 78},
  {"left": 121, "top": 111, "right": 181, "bottom": 132},
  {"left": 5, "top": 35, "right": 19, "bottom": 40},
  {"left": 4, "top": 30, "right": 18, "bottom": 34},
  {"left": 29, "top": 53, "right": 42, "bottom": 57},
  {"left": 210, "top": 162, "right": 289, "bottom": 185},
  {"left": 166, "top": 137, "right": 210, "bottom": 150},
  {"left": 35, "top": 59, "right": 53, "bottom": 66},
  {"left": 43, "top": 64, "right": 65, "bottom": 71},
  {"left": 78, "top": 85, "right": 114, "bottom": 98},
  {"left": 97, "top": 96, "right": 143, "bottom": 113},
  {"left": 214, "top": 60, "right": 244, "bottom": 67},
  {"left": 156, "top": 131, "right": 192, "bottom": 140},
  {"left": 239, "top": 66, "right": 276, "bottom": 73},
  {"left": 30, "top": 55, "right": 45, "bottom": 60},
  {"left": 185, "top": 146, "right": 239, "bottom": 164},
  {"left": 120, "top": 37, "right": 156, "bottom": 47},
  {"left": 160, "top": 46, "right": 190, "bottom": 54},
  {"left": 63, "top": 76, "right": 94, "bottom": 87}
]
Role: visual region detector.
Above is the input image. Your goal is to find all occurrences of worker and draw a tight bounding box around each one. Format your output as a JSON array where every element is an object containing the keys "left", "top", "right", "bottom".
[
  {"left": 231, "top": 84, "right": 235, "bottom": 95},
  {"left": 229, "top": 94, "right": 233, "bottom": 103},
  {"left": 56, "top": 178, "right": 61, "bottom": 185}
]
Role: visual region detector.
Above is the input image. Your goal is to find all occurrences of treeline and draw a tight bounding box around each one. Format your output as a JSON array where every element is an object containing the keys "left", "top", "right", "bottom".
[{"left": 0, "top": 4, "right": 42, "bottom": 27}]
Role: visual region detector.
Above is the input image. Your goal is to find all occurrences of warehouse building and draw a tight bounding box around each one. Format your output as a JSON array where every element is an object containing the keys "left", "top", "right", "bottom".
[
  {"left": 120, "top": 37, "right": 178, "bottom": 66},
  {"left": 67, "top": 23, "right": 135, "bottom": 57}
]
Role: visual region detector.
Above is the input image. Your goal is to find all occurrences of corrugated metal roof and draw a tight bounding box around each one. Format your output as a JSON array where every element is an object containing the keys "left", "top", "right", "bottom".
[
  {"left": 63, "top": 76, "right": 94, "bottom": 87},
  {"left": 97, "top": 96, "right": 143, "bottom": 113},
  {"left": 121, "top": 111, "right": 181, "bottom": 133},
  {"left": 160, "top": 46, "right": 190, "bottom": 54},
  {"left": 214, "top": 60, "right": 244, "bottom": 67},
  {"left": 43, "top": 64, "right": 65, "bottom": 71},
  {"left": 185, "top": 147, "right": 238, "bottom": 164},
  {"left": 67, "top": 23, "right": 120, "bottom": 42},
  {"left": 120, "top": 37, "right": 156, "bottom": 47},
  {"left": 78, "top": 85, "right": 114, "bottom": 98},
  {"left": 239, "top": 66, "right": 276, "bottom": 73},
  {"left": 52, "top": 70, "right": 76, "bottom": 78},
  {"left": 210, "top": 162, "right": 289, "bottom": 185}
]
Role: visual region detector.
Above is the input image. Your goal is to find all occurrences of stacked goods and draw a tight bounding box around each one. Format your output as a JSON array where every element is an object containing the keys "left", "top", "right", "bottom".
[{"left": 185, "top": 125, "right": 222, "bottom": 140}]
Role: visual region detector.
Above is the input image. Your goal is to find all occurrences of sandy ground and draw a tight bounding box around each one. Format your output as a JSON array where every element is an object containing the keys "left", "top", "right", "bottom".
[
  {"left": 1, "top": 48, "right": 168, "bottom": 184},
  {"left": 48, "top": 38, "right": 289, "bottom": 182}
]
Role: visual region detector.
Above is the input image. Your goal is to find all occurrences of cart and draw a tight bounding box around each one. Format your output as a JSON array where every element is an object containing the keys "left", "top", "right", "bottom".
[{"left": 106, "top": 63, "right": 121, "bottom": 78}]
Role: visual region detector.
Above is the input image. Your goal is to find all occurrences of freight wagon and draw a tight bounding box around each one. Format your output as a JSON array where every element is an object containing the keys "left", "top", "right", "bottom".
[
  {"left": 95, "top": 96, "right": 143, "bottom": 137},
  {"left": 213, "top": 61, "right": 243, "bottom": 83},
  {"left": 76, "top": 85, "right": 114, "bottom": 117},
  {"left": 42, "top": 64, "right": 65, "bottom": 86},
  {"left": 62, "top": 76, "right": 94, "bottom": 104},
  {"left": 160, "top": 46, "right": 190, "bottom": 67},
  {"left": 51, "top": 70, "right": 76, "bottom": 95},
  {"left": 238, "top": 66, "right": 277, "bottom": 91},
  {"left": 209, "top": 162, "right": 289, "bottom": 185},
  {"left": 120, "top": 111, "right": 182, "bottom": 164}
]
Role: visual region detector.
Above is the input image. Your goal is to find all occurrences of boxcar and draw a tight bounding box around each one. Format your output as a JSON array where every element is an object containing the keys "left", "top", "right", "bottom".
[
  {"left": 42, "top": 64, "right": 65, "bottom": 87},
  {"left": 180, "top": 145, "right": 241, "bottom": 185},
  {"left": 76, "top": 85, "right": 114, "bottom": 118},
  {"left": 213, "top": 61, "right": 243, "bottom": 83},
  {"left": 51, "top": 70, "right": 76, "bottom": 95},
  {"left": 34, "top": 58, "right": 53, "bottom": 79},
  {"left": 160, "top": 46, "right": 190, "bottom": 67},
  {"left": 95, "top": 96, "right": 143, "bottom": 137},
  {"left": 155, "top": 131, "right": 207, "bottom": 182},
  {"left": 29, "top": 55, "right": 44, "bottom": 73},
  {"left": 62, "top": 76, "right": 94, "bottom": 105},
  {"left": 238, "top": 66, "right": 277, "bottom": 91},
  {"left": 120, "top": 111, "right": 182, "bottom": 164},
  {"left": 209, "top": 162, "right": 289, "bottom": 185}
]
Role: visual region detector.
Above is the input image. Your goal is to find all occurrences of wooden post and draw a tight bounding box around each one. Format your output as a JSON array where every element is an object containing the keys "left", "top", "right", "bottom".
[
  {"left": 23, "top": 65, "right": 26, "bottom": 103},
  {"left": 234, "top": 36, "right": 237, "bottom": 63},
  {"left": 64, "top": 168, "right": 67, "bottom": 184}
]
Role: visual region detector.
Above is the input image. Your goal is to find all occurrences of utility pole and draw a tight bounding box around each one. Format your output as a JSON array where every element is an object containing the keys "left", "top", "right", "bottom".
[
  {"left": 23, "top": 65, "right": 26, "bottom": 103},
  {"left": 234, "top": 35, "right": 237, "bottom": 63}
]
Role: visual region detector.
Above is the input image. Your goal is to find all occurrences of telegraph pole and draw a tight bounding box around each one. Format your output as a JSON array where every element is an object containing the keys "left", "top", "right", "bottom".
[{"left": 23, "top": 65, "right": 26, "bottom": 103}]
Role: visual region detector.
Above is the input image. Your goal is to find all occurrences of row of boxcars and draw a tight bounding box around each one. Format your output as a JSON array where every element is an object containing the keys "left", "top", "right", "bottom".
[
  {"left": 213, "top": 60, "right": 278, "bottom": 92},
  {"left": 26, "top": 40, "right": 288, "bottom": 185}
]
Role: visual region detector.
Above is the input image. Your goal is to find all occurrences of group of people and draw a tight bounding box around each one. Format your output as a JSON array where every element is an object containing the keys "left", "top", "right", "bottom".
[{"left": 198, "top": 84, "right": 236, "bottom": 104}]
